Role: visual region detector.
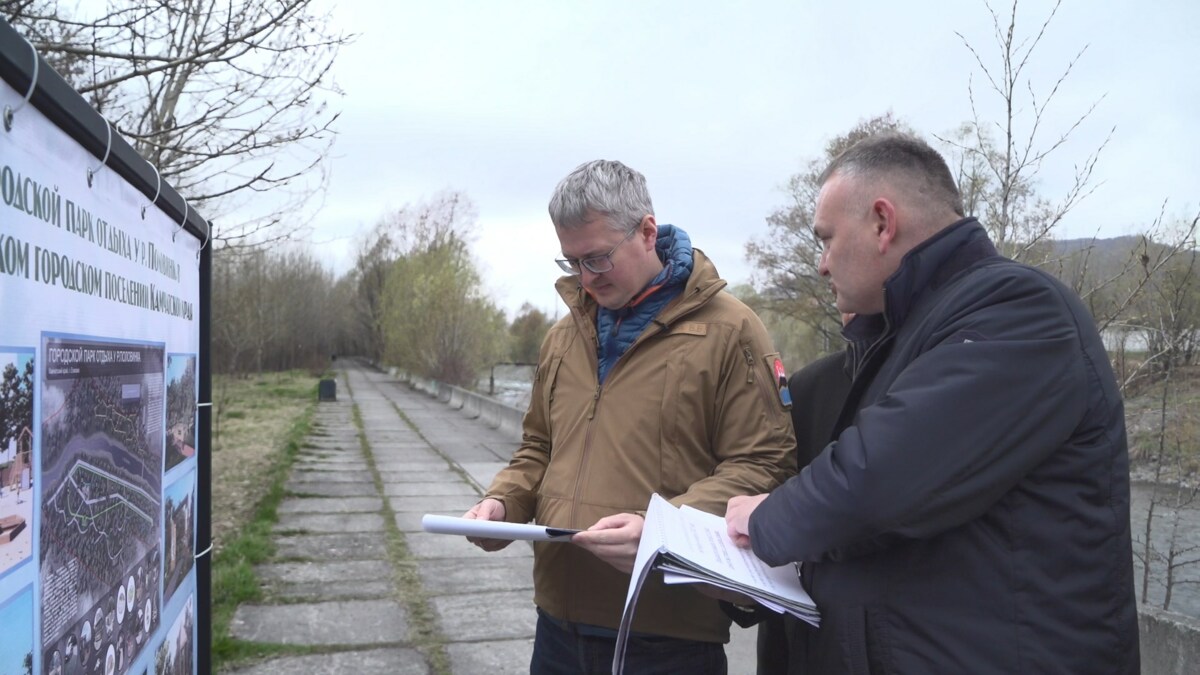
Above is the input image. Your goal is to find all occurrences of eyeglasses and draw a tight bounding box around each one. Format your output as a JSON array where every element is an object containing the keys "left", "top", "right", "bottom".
[{"left": 555, "top": 226, "right": 638, "bottom": 275}]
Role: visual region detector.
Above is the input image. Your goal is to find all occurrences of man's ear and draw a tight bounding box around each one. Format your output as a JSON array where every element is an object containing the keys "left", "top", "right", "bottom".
[
  {"left": 640, "top": 215, "right": 658, "bottom": 249},
  {"left": 872, "top": 198, "right": 897, "bottom": 254}
]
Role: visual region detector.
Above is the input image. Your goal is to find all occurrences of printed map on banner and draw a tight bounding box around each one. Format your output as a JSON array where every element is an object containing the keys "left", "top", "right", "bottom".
[{"left": 40, "top": 336, "right": 164, "bottom": 673}]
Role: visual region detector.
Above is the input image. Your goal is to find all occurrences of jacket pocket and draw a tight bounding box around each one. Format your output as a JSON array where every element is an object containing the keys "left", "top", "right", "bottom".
[
  {"left": 658, "top": 327, "right": 709, "bottom": 496},
  {"left": 542, "top": 355, "right": 564, "bottom": 413},
  {"left": 841, "top": 605, "right": 894, "bottom": 675},
  {"left": 842, "top": 607, "right": 871, "bottom": 675},
  {"left": 865, "top": 606, "right": 895, "bottom": 674}
]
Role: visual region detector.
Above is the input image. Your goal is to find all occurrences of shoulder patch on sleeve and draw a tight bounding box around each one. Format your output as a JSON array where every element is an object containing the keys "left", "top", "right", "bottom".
[
  {"left": 762, "top": 354, "right": 792, "bottom": 408},
  {"left": 670, "top": 322, "right": 708, "bottom": 336}
]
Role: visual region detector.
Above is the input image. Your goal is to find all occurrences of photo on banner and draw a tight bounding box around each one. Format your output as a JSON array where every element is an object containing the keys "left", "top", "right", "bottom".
[
  {"left": 0, "top": 347, "right": 34, "bottom": 580},
  {"left": 163, "top": 354, "right": 196, "bottom": 476},
  {"left": 161, "top": 469, "right": 195, "bottom": 607},
  {"left": 154, "top": 593, "right": 194, "bottom": 675}
]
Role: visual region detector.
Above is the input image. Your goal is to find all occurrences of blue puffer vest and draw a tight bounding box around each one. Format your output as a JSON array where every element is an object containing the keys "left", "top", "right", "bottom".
[{"left": 595, "top": 224, "right": 693, "bottom": 383}]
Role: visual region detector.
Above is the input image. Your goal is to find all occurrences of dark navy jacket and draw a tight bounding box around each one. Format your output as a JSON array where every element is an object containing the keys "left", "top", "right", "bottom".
[{"left": 750, "top": 219, "right": 1139, "bottom": 674}]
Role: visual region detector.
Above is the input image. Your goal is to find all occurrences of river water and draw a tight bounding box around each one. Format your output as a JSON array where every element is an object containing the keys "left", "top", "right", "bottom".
[
  {"left": 479, "top": 369, "right": 534, "bottom": 410},
  {"left": 1131, "top": 481, "right": 1200, "bottom": 617},
  {"left": 482, "top": 378, "right": 1199, "bottom": 619}
]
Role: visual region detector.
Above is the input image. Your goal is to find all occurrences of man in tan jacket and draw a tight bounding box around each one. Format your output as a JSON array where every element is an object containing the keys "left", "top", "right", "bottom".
[{"left": 463, "top": 159, "right": 796, "bottom": 674}]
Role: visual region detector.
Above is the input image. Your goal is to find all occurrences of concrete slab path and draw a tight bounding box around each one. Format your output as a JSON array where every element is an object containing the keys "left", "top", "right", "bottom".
[{"left": 222, "top": 360, "right": 758, "bottom": 674}]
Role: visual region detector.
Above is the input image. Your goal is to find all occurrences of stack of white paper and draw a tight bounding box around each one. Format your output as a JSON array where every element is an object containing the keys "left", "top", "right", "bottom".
[{"left": 613, "top": 494, "right": 819, "bottom": 675}]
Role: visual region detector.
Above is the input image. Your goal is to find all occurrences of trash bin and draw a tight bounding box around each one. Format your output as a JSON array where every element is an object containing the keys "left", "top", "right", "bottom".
[{"left": 318, "top": 378, "right": 337, "bottom": 402}]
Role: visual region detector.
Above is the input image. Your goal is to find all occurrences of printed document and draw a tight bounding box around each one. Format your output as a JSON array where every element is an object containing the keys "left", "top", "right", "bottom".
[{"left": 613, "top": 494, "right": 819, "bottom": 675}]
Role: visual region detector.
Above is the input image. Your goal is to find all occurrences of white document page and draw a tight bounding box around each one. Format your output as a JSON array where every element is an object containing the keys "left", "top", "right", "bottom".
[{"left": 675, "top": 504, "right": 810, "bottom": 602}]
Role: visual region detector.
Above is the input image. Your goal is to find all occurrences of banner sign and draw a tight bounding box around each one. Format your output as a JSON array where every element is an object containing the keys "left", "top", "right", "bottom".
[{"left": 1, "top": 67, "right": 201, "bottom": 675}]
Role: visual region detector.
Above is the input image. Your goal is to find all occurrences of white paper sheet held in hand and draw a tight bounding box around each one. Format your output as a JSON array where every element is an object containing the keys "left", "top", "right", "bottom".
[
  {"left": 612, "top": 494, "right": 819, "bottom": 675},
  {"left": 420, "top": 514, "right": 580, "bottom": 542}
]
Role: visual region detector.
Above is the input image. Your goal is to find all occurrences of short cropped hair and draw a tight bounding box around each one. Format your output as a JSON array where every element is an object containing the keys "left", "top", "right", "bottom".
[
  {"left": 548, "top": 159, "right": 655, "bottom": 232},
  {"left": 820, "top": 132, "right": 965, "bottom": 218}
]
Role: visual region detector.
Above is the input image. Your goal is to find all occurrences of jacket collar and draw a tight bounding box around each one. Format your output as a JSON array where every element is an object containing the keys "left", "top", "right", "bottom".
[
  {"left": 845, "top": 217, "right": 998, "bottom": 344},
  {"left": 555, "top": 247, "right": 726, "bottom": 328}
]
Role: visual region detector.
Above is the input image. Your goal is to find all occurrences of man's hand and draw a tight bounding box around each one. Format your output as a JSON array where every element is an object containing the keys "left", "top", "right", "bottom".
[
  {"left": 725, "top": 494, "right": 770, "bottom": 549},
  {"left": 571, "top": 513, "right": 644, "bottom": 574},
  {"left": 462, "top": 498, "right": 511, "bottom": 552}
]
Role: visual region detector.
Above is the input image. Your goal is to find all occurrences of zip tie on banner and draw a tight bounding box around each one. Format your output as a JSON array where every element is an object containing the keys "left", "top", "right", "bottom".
[
  {"left": 142, "top": 163, "right": 161, "bottom": 220},
  {"left": 3, "top": 35, "right": 37, "bottom": 132},
  {"left": 196, "top": 221, "right": 210, "bottom": 261},
  {"left": 173, "top": 199, "right": 189, "bottom": 242},
  {"left": 86, "top": 119, "right": 113, "bottom": 187},
  {"left": 192, "top": 399, "right": 214, "bottom": 565}
]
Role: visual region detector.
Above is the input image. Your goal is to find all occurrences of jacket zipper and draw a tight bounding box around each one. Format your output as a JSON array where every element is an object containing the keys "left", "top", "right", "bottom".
[
  {"left": 744, "top": 344, "right": 785, "bottom": 423},
  {"left": 569, "top": 317, "right": 661, "bottom": 527},
  {"left": 560, "top": 293, "right": 685, "bottom": 621},
  {"left": 572, "top": 385, "right": 602, "bottom": 514},
  {"left": 852, "top": 291, "right": 894, "bottom": 380}
]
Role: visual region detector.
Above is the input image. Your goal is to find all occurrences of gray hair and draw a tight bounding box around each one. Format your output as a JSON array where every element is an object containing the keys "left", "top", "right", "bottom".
[
  {"left": 548, "top": 159, "right": 655, "bottom": 232},
  {"left": 819, "top": 132, "right": 965, "bottom": 218}
]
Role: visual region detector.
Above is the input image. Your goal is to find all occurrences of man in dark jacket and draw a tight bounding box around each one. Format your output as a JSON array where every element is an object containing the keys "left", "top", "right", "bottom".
[
  {"left": 726, "top": 132, "right": 1139, "bottom": 674},
  {"left": 756, "top": 348, "right": 852, "bottom": 674}
]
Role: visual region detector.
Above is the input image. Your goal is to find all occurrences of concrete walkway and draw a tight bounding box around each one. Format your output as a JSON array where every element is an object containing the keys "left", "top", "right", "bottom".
[{"left": 224, "top": 360, "right": 757, "bottom": 674}]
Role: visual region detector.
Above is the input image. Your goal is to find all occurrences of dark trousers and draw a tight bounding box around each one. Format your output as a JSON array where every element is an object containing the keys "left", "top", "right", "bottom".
[
  {"left": 530, "top": 608, "right": 728, "bottom": 675},
  {"left": 755, "top": 615, "right": 810, "bottom": 675}
]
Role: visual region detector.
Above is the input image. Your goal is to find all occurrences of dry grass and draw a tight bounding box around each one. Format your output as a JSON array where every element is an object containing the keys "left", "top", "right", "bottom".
[
  {"left": 1125, "top": 367, "right": 1200, "bottom": 485},
  {"left": 210, "top": 371, "right": 317, "bottom": 554}
]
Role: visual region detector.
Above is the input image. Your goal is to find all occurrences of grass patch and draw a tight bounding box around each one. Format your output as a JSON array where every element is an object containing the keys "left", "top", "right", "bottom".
[
  {"left": 1124, "top": 367, "right": 1200, "bottom": 480},
  {"left": 351, "top": 402, "right": 452, "bottom": 675},
  {"left": 210, "top": 370, "right": 321, "bottom": 670}
]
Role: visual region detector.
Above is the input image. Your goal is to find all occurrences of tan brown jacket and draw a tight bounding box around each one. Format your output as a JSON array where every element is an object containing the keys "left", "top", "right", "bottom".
[{"left": 485, "top": 249, "right": 797, "bottom": 643}]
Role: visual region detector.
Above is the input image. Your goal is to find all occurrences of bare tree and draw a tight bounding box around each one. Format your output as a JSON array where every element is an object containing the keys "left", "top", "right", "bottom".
[
  {"left": 3, "top": 0, "right": 350, "bottom": 247},
  {"left": 939, "top": 2, "right": 1199, "bottom": 355},
  {"left": 211, "top": 245, "right": 347, "bottom": 375},
  {"left": 746, "top": 112, "right": 913, "bottom": 352},
  {"left": 940, "top": 0, "right": 1111, "bottom": 260},
  {"left": 1133, "top": 234, "right": 1200, "bottom": 610},
  {"left": 1092, "top": 214, "right": 1200, "bottom": 392},
  {"left": 1137, "top": 220, "right": 1200, "bottom": 375},
  {"left": 729, "top": 283, "right": 828, "bottom": 375},
  {"left": 349, "top": 220, "right": 400, "bottom": 364},
  {"left": 508, "top": 302, "right": 554, "bottom": 365},
  {"left": 370, "top": 192, "right": 509, "bottom": 386}
]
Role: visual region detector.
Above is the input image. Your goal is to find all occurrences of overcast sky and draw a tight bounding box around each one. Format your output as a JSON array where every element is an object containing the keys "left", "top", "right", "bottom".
[{"left": 306, "top": 0, "right": 1199, "bottom": 319}]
